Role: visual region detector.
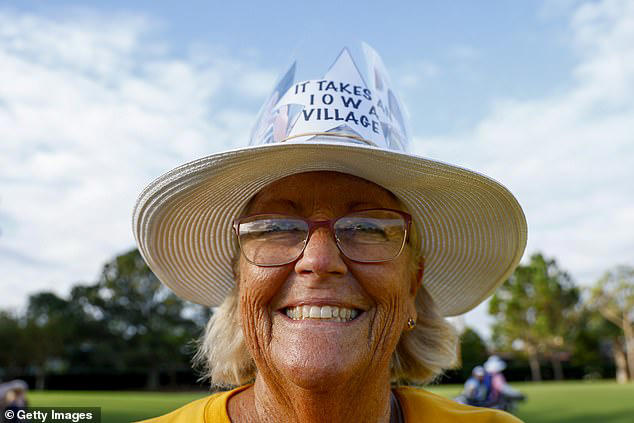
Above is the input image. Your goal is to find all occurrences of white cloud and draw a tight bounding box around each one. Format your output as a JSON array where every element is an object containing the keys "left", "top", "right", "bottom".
[
  {"left": 1, "top": 1, "right": 632, "bottom": 343},
  {"left": 414, "top": 0, "right": 634, "bottom": 293},
  {"left": 539, "top": 0, "right": 587, "bottom": 19},
  {"left": 0, "top": 9, "right": 276, "bottom": 308},
  {"left": 397, "top": 60, "right": 440, "bottom": 88}
]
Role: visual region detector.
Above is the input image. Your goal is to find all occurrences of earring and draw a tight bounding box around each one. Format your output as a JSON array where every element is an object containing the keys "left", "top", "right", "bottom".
[{"left": 406, "top": 317, "right": 416, "bottom": 331}]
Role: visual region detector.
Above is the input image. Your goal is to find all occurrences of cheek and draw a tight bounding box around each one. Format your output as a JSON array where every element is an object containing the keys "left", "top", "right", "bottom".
[
  {"left": 238, "top": 262, "right": 291, "bottom": 353},
  {"left": 354, "top": 262, "right": 412, "bottom": 309},
  {"left": 350, "top": 264, "right": 411, "bottom": 347},
  {"left": 238, "top": 258, "right": 291, "bottom": 304}
]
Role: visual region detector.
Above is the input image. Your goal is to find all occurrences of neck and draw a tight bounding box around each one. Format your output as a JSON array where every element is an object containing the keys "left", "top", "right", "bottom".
[{"left": 230, "top": 370, "right": 393, "bottom": 423}]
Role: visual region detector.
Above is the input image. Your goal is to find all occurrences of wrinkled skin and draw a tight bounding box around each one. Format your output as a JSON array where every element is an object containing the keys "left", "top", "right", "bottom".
[{"left": 228, "top": 171, "right": 421, "bottom": 423}]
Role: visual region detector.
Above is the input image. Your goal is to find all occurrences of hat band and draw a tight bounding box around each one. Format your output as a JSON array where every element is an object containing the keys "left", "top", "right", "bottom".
[{"left": 281, "top": 132, "right": 375, "bottom": 146}]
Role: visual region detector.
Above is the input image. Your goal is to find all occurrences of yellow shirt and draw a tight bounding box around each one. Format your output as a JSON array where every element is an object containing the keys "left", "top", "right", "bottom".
[{"left": 138, "top": 384, "right": 523, "bottom": 422}]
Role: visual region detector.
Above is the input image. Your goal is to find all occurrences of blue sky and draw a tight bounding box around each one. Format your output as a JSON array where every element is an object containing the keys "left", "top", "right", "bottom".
[
  {"left": 4, "top": 0, "right": 579, "bottom": 135},
  {"left": 1, "top": 0, "right": 633, "bottom": 338}
]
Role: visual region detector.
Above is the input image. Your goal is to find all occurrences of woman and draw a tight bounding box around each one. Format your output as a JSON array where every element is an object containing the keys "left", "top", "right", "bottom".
[{"left": 134, "top": 44, "right": 527, "bottom": 422}]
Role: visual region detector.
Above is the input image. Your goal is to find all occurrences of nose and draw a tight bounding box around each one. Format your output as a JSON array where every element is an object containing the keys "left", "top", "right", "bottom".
[{"left": 294, "top": 226, "right": 348, "bottom": 276}]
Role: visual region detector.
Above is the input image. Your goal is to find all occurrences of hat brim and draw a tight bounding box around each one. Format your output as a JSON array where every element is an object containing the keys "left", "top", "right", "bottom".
[{"left": 133, "top": 141, "right": 527, "bottom": 316}]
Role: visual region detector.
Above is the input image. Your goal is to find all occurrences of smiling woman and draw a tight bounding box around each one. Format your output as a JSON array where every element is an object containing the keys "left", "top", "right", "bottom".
[
  {"left": 198, "top": 172, "right": 456, "bottom": 390},
  {"left": 133, "top": 43, "right": 527, "bottom": 422}
]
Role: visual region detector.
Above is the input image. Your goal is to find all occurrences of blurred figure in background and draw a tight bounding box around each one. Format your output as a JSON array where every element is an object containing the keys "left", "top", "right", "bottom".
[
  {"left": 0, "top": 380, "right": 28, "bottom": 422},
  {"left": 462, "top": 366, "right": 488, "bottom": 406},
  {"left": 483, "top": 356, "right": 525, "bottom": 412}
]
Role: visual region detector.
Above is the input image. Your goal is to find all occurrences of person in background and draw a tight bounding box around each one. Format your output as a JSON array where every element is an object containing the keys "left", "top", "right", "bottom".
[
  {"left": 484, "top": 356, "right": 525, "bottom": 410},
  {"left": 0, "top": 380, "right": 28, "bottom": 423},
  {"left": 462, "top": 366, "right": 488, "bottom": 406}
]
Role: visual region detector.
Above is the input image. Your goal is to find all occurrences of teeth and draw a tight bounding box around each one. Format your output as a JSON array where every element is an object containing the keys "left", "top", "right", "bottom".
[
  {"left": 285, "top": 305, "right": 360, "bottom": 322},
  {"left": 309, "top": 306, "right": 321, "bottom": 318},
  {"left": 321, "top": 306, "right": 331, "bottom": 318}
]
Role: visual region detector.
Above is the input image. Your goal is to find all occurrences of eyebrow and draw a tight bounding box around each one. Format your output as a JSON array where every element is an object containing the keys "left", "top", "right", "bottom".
[
  {"left": 348, "top": 201, "right": 383, "bottom": 209},
  {"left": 246, "top": 198, "right": 298, "bottom": 213}
]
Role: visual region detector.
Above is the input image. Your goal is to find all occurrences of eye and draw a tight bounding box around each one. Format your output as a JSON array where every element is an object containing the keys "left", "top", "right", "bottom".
[
  {"left": 352, "top": 222, "right": 385, "bottom": 234},
  {"left": 265, "top": 221, "right": 288, "bottom": 232},
  {"left": 236, "top": 215, "right": 309, "bottom": 265},
  {"left": 239, "top": 217, "right": 308, "bottom": 245},
  {"left": 263, "top": 223, "right": 305, "bottom": 241},
  {"left": 244, "top": 219, "right": 290, "bottom": 234},
  {"left": 354, "top": 221, "right": 385, "bottom": 233},
  {"left": 337, "top": 219, "right": 389, "bottom": 242}
]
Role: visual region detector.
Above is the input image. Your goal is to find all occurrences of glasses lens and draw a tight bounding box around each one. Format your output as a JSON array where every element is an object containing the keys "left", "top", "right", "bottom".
[
  {"left": 334, "top": 210, "right": 407, "bottom": 262},
  {"left": 237, "top": 215, "right": 308, "bottom": 265}
]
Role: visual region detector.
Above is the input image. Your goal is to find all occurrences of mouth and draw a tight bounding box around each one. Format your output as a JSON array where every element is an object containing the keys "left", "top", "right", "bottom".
[{"left": 283, "top": 304, "right": 362, "bottom": 322}]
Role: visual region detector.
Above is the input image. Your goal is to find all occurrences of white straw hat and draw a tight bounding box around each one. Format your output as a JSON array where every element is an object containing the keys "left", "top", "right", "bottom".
[{"left": 132, "top": 43, "right": 527, "bottom": 317}]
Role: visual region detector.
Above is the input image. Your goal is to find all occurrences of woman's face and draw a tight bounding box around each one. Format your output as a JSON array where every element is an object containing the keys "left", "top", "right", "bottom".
[{"left": 237, "top": 171, "right": 419, "bottom": 390}]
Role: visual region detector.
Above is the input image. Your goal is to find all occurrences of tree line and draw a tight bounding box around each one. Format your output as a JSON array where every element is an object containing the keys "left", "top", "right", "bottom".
[
  {"left": 0, "top": 249, "right": 632, "bottom": 389},
  {"left": 489, "top": 253, "right": 633, "bottom": 383},
  {"left": 0, "top": 249, "right": 210, "bottom": 390}
]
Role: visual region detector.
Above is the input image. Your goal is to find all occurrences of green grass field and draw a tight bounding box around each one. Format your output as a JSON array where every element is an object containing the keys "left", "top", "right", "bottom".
[{"left": 29, "top": 381, "right": 634, "bottom": 422}]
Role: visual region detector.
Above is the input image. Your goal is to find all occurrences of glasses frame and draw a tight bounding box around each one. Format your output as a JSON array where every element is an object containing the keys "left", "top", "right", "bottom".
[{"left": 233, "top": 208, "right": 412, "bottom": 267}]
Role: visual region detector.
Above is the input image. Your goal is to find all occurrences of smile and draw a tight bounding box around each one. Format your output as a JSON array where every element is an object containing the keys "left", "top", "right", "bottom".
[{"left": 284, "top": 305, "right": 360, "bottom": 322}]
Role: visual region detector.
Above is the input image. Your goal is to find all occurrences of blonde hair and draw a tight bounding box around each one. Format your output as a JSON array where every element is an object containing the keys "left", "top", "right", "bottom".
[{"left": 193, "top": 250, "right": 458, "bottom": 388}]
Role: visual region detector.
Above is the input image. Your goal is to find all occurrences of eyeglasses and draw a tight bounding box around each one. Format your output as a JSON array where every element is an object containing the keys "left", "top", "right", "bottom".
[{"left": 233, "top": 208, "right": 411, "bottom": 266}]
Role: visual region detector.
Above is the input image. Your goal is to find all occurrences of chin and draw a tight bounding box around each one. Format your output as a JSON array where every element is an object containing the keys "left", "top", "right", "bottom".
[
  {"left": 282, "top": 360, "right": 357, "bottom": 392},
  {"left": 271, "top": 341, "right": 367, "bottom": 391}
]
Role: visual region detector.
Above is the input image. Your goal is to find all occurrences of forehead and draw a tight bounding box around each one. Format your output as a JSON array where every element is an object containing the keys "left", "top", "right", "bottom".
[{"left": 246, "top": 171, "right": 401, "bottom": 213}]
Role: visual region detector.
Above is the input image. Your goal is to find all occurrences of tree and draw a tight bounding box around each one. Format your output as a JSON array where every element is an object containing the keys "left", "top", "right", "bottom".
[
  {"left": 1, "top": 296, "right": 90, "bottom": 387},
  {"left": 0, "top": 310, "right": 22, "bottom": 380},
  {"left": 0, "top": 249, "right": 210, "bottom": 389},
  {"left": 459, "top": 327, "right": 489, "bottom": 380},
  {"left": 489, "top": 253, "right": 580, "bottom": 381},
  {"left": 588, "top": 265, "right": 634, "bottom": 382},
  {"left": 22, "top": 293, "right": 67, "bottom": 389},
  {"left": 570, "top": 307, "right": 623, "bottom": 380},
  {"left": 82, "top": 249, "right": 210, "bottom": 388}
]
